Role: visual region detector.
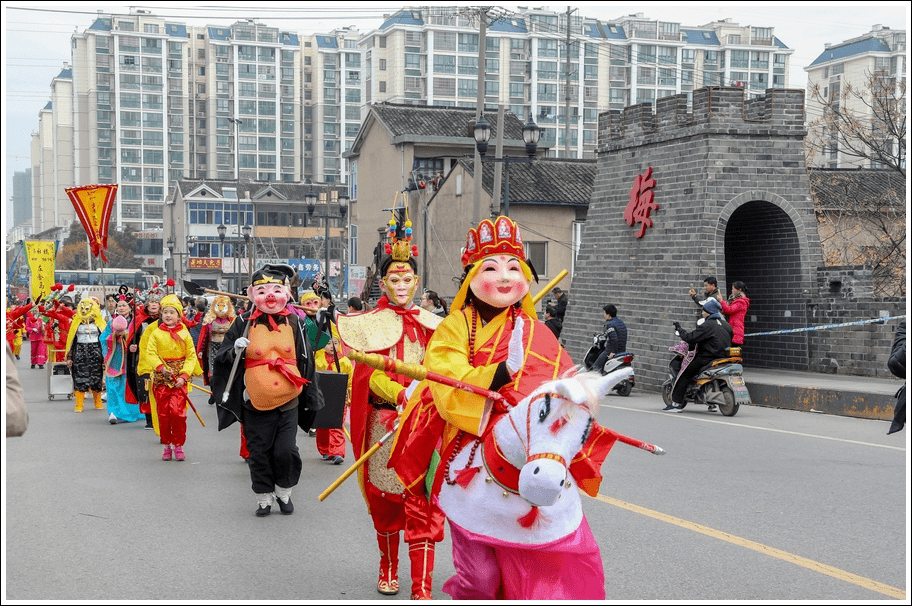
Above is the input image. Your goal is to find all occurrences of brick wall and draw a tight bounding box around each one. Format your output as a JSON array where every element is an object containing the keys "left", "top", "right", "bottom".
[{"left": 564, "top": 87, "right": 830, "bottom": 392}]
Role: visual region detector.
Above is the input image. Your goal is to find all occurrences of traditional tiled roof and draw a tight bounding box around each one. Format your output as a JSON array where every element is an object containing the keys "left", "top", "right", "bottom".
[
  {"left": 810, "top": 36, "right": 894, "bottom": 66},
  {"left": 458, "top": 157, "right": 595, "bottom": 206},
  {"left": 807, "top": 168, "right": 905, "bottom": 210},
  {"left": 172, "top": 179, "right": 344, "bottom": 202},
  {"left": 370, "top": 103, "right": 528, "bottom": 141}
]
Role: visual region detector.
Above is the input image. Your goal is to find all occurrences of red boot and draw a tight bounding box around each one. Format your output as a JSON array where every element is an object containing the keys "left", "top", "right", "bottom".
[
  {"left": 376, "top": 531, "right": 400, "bottom": 595},
  {"left": 408, "top": 540, "right": 435, "bottom": 600}
]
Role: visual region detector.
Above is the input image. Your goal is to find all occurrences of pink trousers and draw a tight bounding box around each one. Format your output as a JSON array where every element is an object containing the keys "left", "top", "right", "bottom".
[{"left": 443, "top": 516, "right": 606, "bottom": 600}]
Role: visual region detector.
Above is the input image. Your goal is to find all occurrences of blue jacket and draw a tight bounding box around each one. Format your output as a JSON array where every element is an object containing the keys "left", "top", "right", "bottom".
[{"left": 603, "top": 317, "right": 628, "bottom": 355}]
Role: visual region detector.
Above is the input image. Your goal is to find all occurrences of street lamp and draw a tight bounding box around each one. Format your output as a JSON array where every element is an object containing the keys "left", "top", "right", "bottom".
[
  {"left": 227, "top": 117, "right": 243, "bottom": 180},
  {"left": 473, "top": 114, "right": 541, "bottom": 216},
  {"left": 217, "top": 224, "right": 227, "bottom": 291},
  {"left": 166, "top": 236, "right": 175, "bottom": 281},
  {"left": 305, "top": 178, "right": 349, "bottom": 298},
  {"left": 242, "top": 223, "right": 252, "bottom": 284}
]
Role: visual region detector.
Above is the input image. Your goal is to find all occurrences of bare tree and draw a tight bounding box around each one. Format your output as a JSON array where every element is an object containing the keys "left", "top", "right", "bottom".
[
  {"left": 809, "top": 169, "right": 905, "bottom": 297},
  {"left": 806, "top": 69, "right": 906, "bottom": 177}
]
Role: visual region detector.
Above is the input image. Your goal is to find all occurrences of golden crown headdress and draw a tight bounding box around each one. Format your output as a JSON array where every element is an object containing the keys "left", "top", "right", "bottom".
[
  {"left": 384, "top": 193, "right": 419, "bottom": 263},
  {"left": 461, "top": 216, "right": 525, "bottom": 267}
]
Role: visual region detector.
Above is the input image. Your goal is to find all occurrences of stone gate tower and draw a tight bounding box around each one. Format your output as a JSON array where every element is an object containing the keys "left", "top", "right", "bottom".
[{"left": 565, "top": 87, "right": 824, "bottom": 391}]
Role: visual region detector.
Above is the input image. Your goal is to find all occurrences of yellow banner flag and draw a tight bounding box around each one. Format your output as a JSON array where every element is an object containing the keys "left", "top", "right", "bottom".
[
  {"left": 65, "top": 184, "right": 118, "bottom": 262},
  {"left": 24, "top": 241, "right": 57, "bottom": 302}
]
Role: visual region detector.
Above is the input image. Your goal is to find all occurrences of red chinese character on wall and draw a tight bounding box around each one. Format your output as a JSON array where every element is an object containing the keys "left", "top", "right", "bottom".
[{"left": 624, "top": 167, "right": 658, "bottom": 239}]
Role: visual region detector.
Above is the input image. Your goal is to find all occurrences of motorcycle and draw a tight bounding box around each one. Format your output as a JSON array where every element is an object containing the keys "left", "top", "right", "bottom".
[
  {"left": 582, "top": 333, "right": 635, "bottom": 397},
  {"left": 661, "top": 344, "right": 751, "bottom": 416}
]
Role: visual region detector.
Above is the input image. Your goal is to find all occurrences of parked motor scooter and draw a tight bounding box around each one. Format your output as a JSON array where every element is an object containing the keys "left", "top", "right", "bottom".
[
  {"left": 661, "top": 344, "right": 751, "bottom": 416},
  {"left": 583, "top": 333, "right": 635, "bottom": 396}
]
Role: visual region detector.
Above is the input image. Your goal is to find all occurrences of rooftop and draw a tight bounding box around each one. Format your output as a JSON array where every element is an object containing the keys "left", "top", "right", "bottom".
[{"left": 458, "top": 157, "right": 596, "bottom": 206}]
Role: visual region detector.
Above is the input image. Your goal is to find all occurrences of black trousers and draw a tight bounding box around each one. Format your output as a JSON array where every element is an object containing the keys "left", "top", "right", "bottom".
[
  {"left": 671, "top": 355, "right": 714, "bottom": 404},
  {"left": 242, "top": 405, "right": 303, "bottom": 494}
]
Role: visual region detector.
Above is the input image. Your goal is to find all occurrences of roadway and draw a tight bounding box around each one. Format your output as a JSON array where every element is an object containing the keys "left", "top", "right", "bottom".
[{"left": 3, "top": 354, "right": 908, "bottom": 601}]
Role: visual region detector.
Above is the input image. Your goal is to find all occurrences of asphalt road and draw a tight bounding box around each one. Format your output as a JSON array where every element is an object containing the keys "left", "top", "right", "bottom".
[{"left": 4, "top": 354, "right": 908, "bottom": 601}]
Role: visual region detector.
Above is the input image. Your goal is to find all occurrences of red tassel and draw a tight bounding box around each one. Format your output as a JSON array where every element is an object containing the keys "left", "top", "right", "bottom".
[
  {"left": 517, "top": 506, "right": 539, "bottom": 528},
  {"left": 166, "top": 278, "right": 175, "bottom": 287},
  {"left": 455, "top": 466, "right": 481, "bottom": 489}
]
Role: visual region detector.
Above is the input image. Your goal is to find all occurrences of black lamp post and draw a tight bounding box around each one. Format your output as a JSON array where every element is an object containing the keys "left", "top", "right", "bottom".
[
  {"left": 305, "top": 178, "right": 349, "bottom": 298},
  {"left": 473, "top": 114, "right": 541, "bottom": 216},
  {"left": 242, "top": 223, "right": 252, "bottom": 284},
  {"left": 217, "top": 223, "right": 227, "bottom": 291}
]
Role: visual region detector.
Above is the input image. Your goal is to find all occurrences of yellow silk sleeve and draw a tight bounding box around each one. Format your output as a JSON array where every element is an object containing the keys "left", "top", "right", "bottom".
[
  {"left": 368, "top": 367, "right": 405, "bottom": 404},
  {"left": 423, "top": 310, "right": 499, "bottom": 437},
  {"left": 136, "top": 321, "right": 158, "bottom": 376}
]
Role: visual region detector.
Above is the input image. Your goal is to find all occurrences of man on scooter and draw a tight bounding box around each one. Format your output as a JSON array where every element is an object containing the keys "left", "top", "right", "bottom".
[
  {"left": 664, "top": 298, "right": 733, "bottom": 412},
  {"left": 591, "top": 304, "right": 627, "bottom": 374}
]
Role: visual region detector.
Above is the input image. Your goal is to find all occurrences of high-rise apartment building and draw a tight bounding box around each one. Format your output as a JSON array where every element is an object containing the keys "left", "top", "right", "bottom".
[
  {"left": 31, "top": 66, "right": 75, "bottom": 235},
  {"left": 12, "top": 169, "right": 32, "bottom": 228},
  {"left": 301, "top": 27, "right": 362, "bottom": 183},
  {"left": 805, "top": 24, "right": 907, "bottom": 169},
  {"left": 360, "top": 7, "right": 793, "bottom": 159}
]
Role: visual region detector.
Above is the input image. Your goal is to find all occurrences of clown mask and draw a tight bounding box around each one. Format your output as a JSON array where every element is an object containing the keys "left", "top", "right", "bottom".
[
  {"left": 248, "top": 282, "right": 289, "bottom": 315},
  {"left": 469, "top": 254, "right": 530, "bottom": 309},
  {"left": 381, "top": 264, "right": 419, "bottom": 308}
]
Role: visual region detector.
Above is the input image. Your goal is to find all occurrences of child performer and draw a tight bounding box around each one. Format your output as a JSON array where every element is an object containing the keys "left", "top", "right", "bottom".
[
  {"left": 140, "top": 294, "right": 202, "bottom": 461},
  {"left": 99, "top": 295, "right": 142, "bottom": 424},
  {"left": 314, "top": 336, "right": 352, "bottom": 464}
]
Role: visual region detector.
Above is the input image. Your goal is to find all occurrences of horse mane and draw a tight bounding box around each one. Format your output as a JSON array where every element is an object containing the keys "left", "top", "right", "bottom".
[{"left": 529, "top": 370, "right": 604, "bottom": 418}]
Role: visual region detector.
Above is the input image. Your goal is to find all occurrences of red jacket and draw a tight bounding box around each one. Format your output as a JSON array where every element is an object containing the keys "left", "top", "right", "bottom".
[{"left": 719, "top": 295, "right": 750, "bottom": 345}]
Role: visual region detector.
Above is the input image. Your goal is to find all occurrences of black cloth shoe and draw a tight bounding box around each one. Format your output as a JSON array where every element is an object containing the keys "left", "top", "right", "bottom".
[
  {"left": 256, "top": 504, "right": 271, "bottom": 517},
  {"left": 276, "top": 496, "right": 294, "bottom": 515}
]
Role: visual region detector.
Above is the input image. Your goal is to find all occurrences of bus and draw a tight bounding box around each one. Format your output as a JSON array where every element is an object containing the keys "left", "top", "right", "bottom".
[{"left": 52, "top": 269, "right": 157, "bottom": 302}]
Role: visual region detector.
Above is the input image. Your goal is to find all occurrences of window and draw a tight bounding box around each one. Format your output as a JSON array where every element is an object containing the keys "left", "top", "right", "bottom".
[
  {"left": 730, "top": 50, "right": 749, "bottom": 68},
  {"left": 121, "top": 148, "right": 141, "bottom": 164},
  {"left": 637, "top": 45, "right": 656, "bottom": 63},
  {"left": 143, "top": 149, "right": 164, "bottom": 164},
  {"left": 458, "top": 33, "right": 478, "bottom": 53},
  {"left": 484, "top": 81, "right": 499, "bottom": 97},
  {"left": 405, "top": 53, "right": 421, "bottom": 70},
  {"left": 379, "top": 58, "right": 386, "bottom": 71},
  {"left": 345, "top": 88, "right": 360, "bottom": 103},
  {"left": 750, "top": 51, "right": 769, "bottom": 70},
  {"left": 537, "top": 83, "right": 557, "bottom": 102},
  {"left": 538, "top": 39, "right": 558, "bottom": 58},
  {"left": 537, "top": 61, "right": 558, "bottom": 80},
  {"left": 704, "top": 51, "right": 718, "bottom": 65},
  {"left": 434, "top": 32, "right": 456, "bottom": 52},
  {"left": 658, "top": 68, "right": 675, "bottom": 87},
  {"left": 458, "top": 56, "right": 478, "bottom": 75},
  {"left": 657, "top": 46, "right": 676, "bottom": 64},
  {"left": 198, "top": 48, "right": 205, "bottom": 60},
  {"left": 379, "top": 81, "right": 387, "bottom": 93},
  {"left": 509, "top": 82, "right": 524, "bottom": 98},
  {"left": 682, "top": 49, "right": 695, "bottom": 64},
  {"left": 434, "top": 55, "right": 456, "bottom": 74},
  {"left": 434, "top": 78, "right": 456, "bottom": 97},
  {"left": 524, "top": 242, "right": 547, "bottom": 277}
]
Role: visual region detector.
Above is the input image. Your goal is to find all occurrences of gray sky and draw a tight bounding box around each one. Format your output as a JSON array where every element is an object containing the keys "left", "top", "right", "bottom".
[{"left": 2, "top": 1, "right": 909, "bottom": 225}]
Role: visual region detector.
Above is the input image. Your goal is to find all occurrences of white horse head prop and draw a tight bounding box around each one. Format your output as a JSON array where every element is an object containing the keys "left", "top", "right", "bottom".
[
  {"left": 438, "top": 366, "right": 633, "bottom": 545},
  {"left": 511, "top": 367, "right": 634, "bottom": 507}
]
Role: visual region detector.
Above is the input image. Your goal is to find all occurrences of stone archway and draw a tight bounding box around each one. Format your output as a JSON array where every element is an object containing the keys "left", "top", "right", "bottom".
[{"left": 716, "top": 192, "right": 815, "bottom": 370}]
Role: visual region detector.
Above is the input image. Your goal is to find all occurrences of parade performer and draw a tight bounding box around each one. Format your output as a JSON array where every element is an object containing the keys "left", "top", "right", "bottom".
[
  {"left": 6, "top": 302, "right": 30, "bottom": 359},
  {"left": 196, "top": 295, "right": 236, "bottom": 385},
  {"left": 99, "top": 295, "right": 142, "bottom": 424},
  {"left": 335, "top": 213, "right": 444, "bottom": 600},
  {"left": 129, "top": 285, "right": 164, "bottom": 430},
  {"left": 65, "top": 298, "right": 107, "bottom": 413},
  {"left": 314, "top": 336, "right": 352, "bottom": 464},
  {"left": 389, "top": 215, "right": 605, "bottom": 600},
  {"left": 43, "top": 295, "right": 74, "bottom": 364},
  {"left": 139, "top": 294, "right": 202, "bottom": 461},
  {"left": 24, "top": 310, "right": 47, "bottom": 368},
  {"left": 298, "top": 290, "right": 331, "bottom": 351},
  {"left": 211, "top": 264, "right": 324, "bottom": 516}
]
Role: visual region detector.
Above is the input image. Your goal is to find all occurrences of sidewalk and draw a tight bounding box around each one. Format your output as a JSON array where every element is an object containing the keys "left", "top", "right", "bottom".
[{"left": 744, "top": 367, "right": 901, "bottom": 421}]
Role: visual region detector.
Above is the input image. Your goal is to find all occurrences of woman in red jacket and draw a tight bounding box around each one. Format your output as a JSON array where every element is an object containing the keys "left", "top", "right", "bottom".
[{"left": 719, "top": 281, "right": 750, "bottom": 347}]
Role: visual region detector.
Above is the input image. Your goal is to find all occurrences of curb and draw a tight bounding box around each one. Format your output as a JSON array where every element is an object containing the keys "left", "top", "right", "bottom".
[{"left": 744, "top": 381, "right": 897, "bottom": 421}]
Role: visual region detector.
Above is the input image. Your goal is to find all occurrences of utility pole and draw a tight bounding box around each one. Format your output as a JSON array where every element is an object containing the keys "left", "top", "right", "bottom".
[
  {"left": 472, "top": 8, "right": 489, "bottom": 225},
  {"left": 563, "top": 6, "right": 577, "bottom": 159}
]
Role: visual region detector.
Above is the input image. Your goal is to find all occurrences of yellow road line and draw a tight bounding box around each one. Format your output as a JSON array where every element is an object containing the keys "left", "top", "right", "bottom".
[{"left": 592, "top": 493, "right": 906, "bottom": 600}]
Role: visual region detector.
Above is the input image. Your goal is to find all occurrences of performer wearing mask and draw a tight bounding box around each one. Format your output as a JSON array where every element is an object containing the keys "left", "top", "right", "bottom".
[
  {"left": 211, "top": 264, "right": 324, "bottom": 517},
  {"left": 336, "top": 212, "right": 444, "bottom": 600},
  {"left": 65, "top": 298, "right": 107, "bottom": 413}
]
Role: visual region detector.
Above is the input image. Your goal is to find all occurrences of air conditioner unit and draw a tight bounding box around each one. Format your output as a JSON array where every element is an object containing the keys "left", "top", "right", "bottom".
[{"left": 197, "top": 129, "right": 206, "bottom": 134}]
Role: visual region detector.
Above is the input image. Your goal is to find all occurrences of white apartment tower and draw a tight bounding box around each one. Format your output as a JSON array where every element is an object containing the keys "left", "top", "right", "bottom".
[
  {"left": 805, "top": 24, "right": 907, "bottom": 169},
  {"left": 360, "top": 7, "right": 794, "bottom": 159},
  {"left": 302, "top": 27, "right": 362, "bottom": 183}
]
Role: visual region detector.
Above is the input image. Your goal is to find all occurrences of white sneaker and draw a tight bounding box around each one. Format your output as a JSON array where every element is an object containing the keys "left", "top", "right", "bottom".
[{"left": 108, "top": 413, "right": 118, "bottom": 424}]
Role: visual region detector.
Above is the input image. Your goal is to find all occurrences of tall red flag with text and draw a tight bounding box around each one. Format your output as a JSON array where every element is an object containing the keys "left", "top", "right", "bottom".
[{"left": 65, "top": 184, "right": 118, "bottom": 262}]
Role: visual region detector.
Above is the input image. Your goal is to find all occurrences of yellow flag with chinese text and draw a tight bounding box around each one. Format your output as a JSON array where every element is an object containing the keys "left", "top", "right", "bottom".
[
  {"left": 24, "top": 241, "right": 57, "bottom": 302},
  {"left": 65, "top": 184, "right": 118, "bottom": 262}
]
